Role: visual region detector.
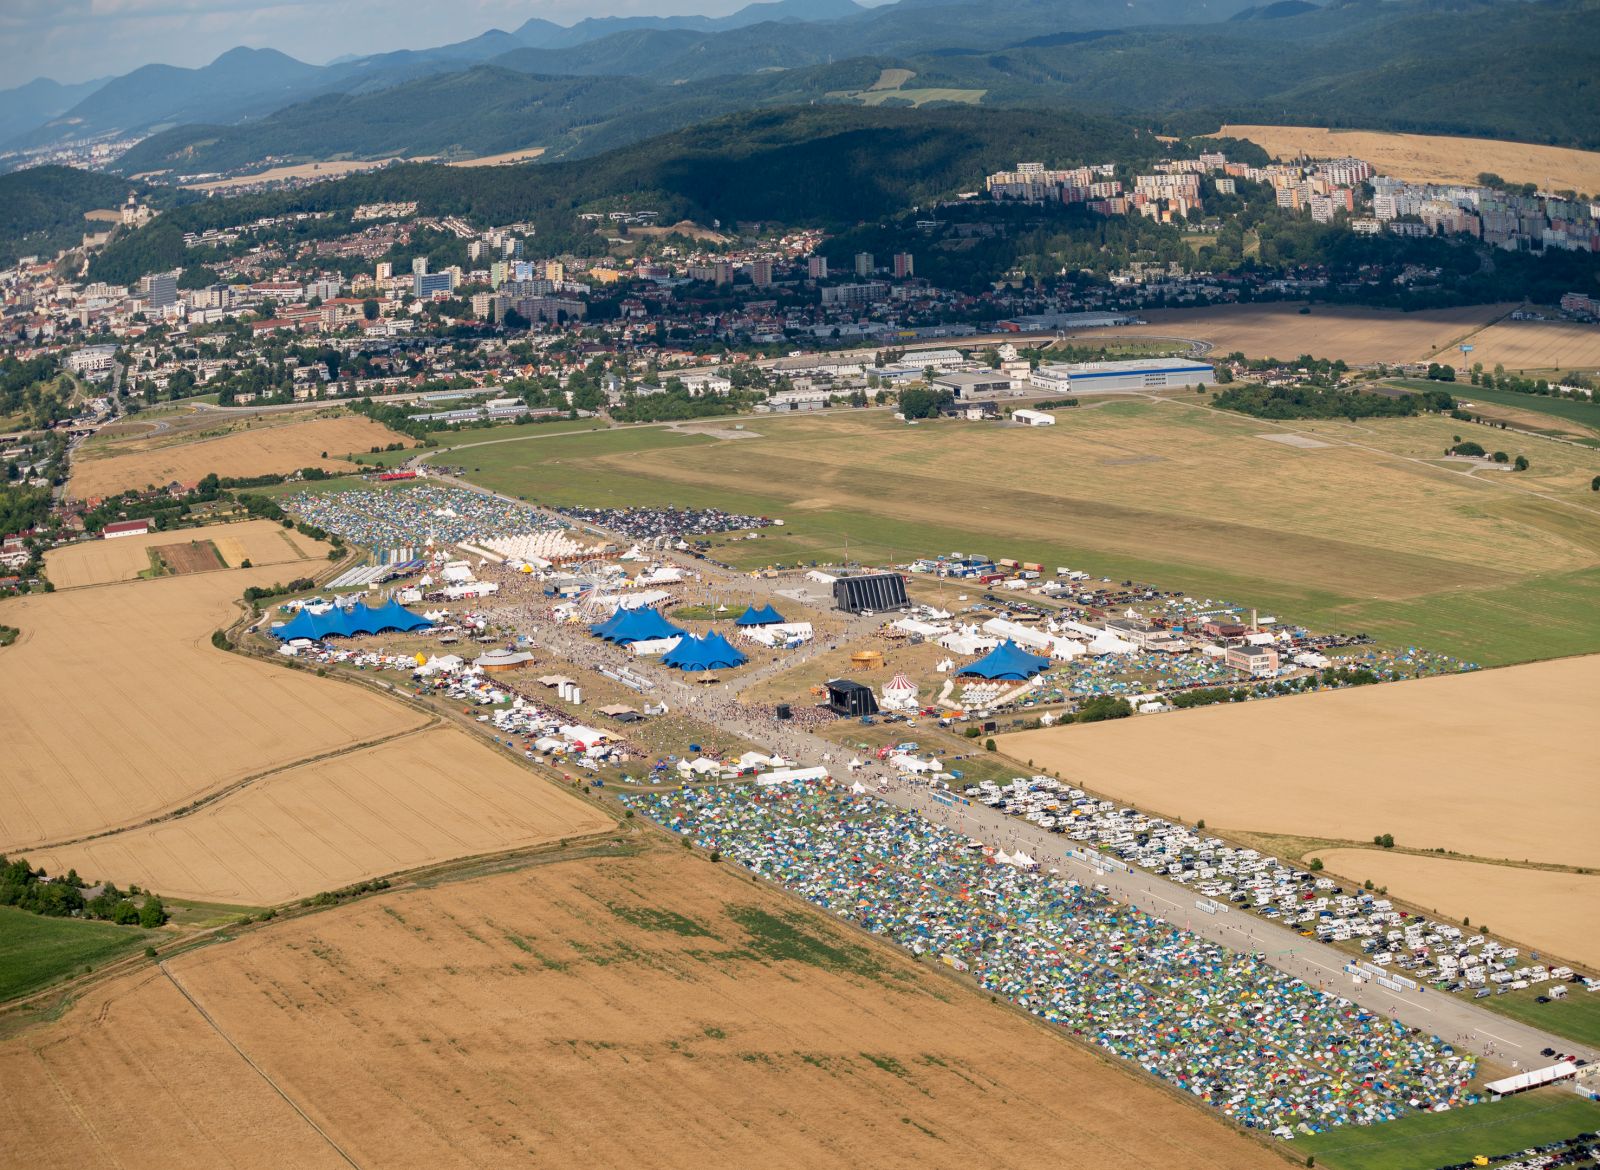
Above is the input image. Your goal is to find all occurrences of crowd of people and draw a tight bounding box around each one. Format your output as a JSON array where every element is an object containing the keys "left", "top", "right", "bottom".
[
  {"left": 554, "top": 504, "right": 776, "bottom": 539},
  {"left": 622, "top": 778, "right": 1481, "bottom": 1138},
  {"left": 287, "top": 485, "right": 564, "bottom": 550}
]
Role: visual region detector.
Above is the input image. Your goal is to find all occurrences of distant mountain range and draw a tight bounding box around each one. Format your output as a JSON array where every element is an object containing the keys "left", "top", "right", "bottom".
[{"left": 6, "top": 0, "right": 1599, "bottom": 176}]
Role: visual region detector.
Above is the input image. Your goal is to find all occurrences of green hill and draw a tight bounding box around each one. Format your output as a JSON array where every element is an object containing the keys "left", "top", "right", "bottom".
[
  {"left": 91, "top": 105, "right": 1157, "bottom": 281},
  {"left": 0, "top": 166, "right": 144, "bottom": 268}
]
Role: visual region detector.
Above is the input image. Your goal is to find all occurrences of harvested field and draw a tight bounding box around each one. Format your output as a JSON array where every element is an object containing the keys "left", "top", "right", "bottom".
[
  {"left": 68, "top": 413, "right": 406, "bottom": 500},
  {"left": 151, "top": 539, "right": 224, "bottom": 574},
  {"left": 45, "top": 519, "right": 325, "bottom": 588},
  {"left": 1308, "top": 849, "right": 1600, "bottom": 969},
  {"left": 32, "top": 727, "right": 612, "bottom": 905},
  {"left": 1214, "top": 125, "right": 1600, "bottom": 194},
  {"left": 1425, "top": 318, "right": 1600, "bottom": 373},
  {"left": 999, "top": 655, "right": 1600, "bottom": 870},
  {"left": 0, "top": 849, "right": 1284, "bottom": 1169},
  {"left": 0, "top": 972, "right": 350, "bottom": 1169},
  {"left": 0, "top": 571, "right": 427, "bottom": 851},
  {"left": 1070, "top": 302, "right": 1508, "bottom": 364}
]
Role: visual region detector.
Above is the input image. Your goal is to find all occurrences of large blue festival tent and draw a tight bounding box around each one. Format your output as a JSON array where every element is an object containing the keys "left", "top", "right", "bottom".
[
  {"left": 271, "top": 600, "right": 433, "bottom": 641},
  {"left": 735, "top": 604, "right": 785, "bottom": 627},
  {"left": 661, "top": 631, "right": 747, "bottom": 671},
  {"left": 958, "top": 639, "right": 1050, "bottom": 680},
  {"left": 590, "top": 606, "right": 685, "bottom": 645}
]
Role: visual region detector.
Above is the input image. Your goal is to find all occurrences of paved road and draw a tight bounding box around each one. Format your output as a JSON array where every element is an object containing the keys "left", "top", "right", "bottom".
[{"left": 436, "top": 461, "right": 1593, "bottom": 1076}]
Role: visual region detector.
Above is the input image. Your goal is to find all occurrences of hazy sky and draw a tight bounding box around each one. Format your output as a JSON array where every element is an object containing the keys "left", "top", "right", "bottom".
[{"left": 4, "top": 0, "right": 796, "bottom": 86}]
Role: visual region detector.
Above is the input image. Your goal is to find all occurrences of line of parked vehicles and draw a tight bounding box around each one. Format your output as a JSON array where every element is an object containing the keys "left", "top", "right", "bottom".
[{"left": 962, "top": 774, "right": 1599, "bottom": 1017}]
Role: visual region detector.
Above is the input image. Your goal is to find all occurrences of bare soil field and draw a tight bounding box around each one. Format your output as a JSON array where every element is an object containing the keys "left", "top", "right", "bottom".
[
  {"left": 45, "top": 519, "right": 325, "bottom": 588},
  {"left": 0, "top": 849, "right": 1283, "bottom": 1169},
  {"left": 151, "top": 539, "right": 224, "bottom": 575},
  {"left": 32, "top": 727, "right": 612, "bottom": 905},
  {"left": 1071, "top": 302, "right": 1509, "bottom": 364},
  {"left": 1425, "top": 318, "right": 1600, "bottom": 373},
  {"left": 68, "top": 414, "right": 406, "bottom": 500},
  {"left": 1309, "top": 849, "right": 1600, "bottom": 969},
  {"left": 1000, "top": 655, "right": 1600, "bottom": 870},
  {"left": 1215, "top": 125, "right": 1600, "bottom": 194},
  {"left": 0, "top": 571, "right": 427, "bottom": 851}
]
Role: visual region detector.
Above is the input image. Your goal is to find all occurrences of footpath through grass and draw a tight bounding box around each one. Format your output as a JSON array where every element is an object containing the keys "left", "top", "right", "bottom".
[
  {"left": 0, "top": 907, "right": 153, "bottom": 1002},
  {"left": 1300, "top": 1092, "right": 1600, "bottom": 1170}
]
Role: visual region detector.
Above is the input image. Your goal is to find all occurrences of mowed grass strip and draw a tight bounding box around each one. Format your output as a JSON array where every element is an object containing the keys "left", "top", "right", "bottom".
[
  {"left": 1299, "top": 1091, "right": 1600, "bottom": 1170},
  {"left": 0, "top": 906, "right": 152, "bottom": 1002},
  {"left": 457, "top": 406, "right": 1600, "bottom": 663}
]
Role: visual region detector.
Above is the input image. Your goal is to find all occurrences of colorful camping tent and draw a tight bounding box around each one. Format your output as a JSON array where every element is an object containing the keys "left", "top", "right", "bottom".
[
  {"left": 958, "top": 639, "right": 1050, "bottom": 680},
  {"left": 735, "top": 603, "right": 785, "bottom": 627},
  {"left": 662, "top": 631, "right": 748, "bottom": 671}
]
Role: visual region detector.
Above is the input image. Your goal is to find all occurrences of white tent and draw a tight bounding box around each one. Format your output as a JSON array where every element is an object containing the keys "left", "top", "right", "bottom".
[
  {"left": 757, "top": 766, "right": 829, "bottom": 785},
  {"left": 880, "top": 671, "right": 919, "bottom": 711}
]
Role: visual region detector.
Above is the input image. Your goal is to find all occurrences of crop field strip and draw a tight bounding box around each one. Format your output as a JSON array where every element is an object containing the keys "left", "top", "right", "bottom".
[
  {"left": 1215, "top": 125, "right": 1600, "bottom": 195},
  {"left": 44, "top": 519, "right": 324, "bottom": 588},
  {"left": 1424, "top": 318, "right": 1600, "bottom": 374},
  {"left": 0, "top": 570, "right": 429, "bottom": 851},
  {"left": 1001, "top": 654, "right": 1600, "bottom": 967},
  {"left": 67, "top": 414, "right": 409, "bottom": 499},
  {"left": 1067, "top": 302, "right": 1512, "bottom": 364},
  {"left": 0, "top": 849, "right": 1286, "bottom": 1170},
  {"left": 31, "top": 726, "right": 614, "bottom": 905},
  {"left": 1306, "top": 849, "right": 1600, "bottom": 969}
]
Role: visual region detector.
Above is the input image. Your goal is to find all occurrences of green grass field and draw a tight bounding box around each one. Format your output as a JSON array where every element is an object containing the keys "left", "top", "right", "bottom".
[
  {"left": 1484, "top": 990, "right": 1600, "bottom": 1051},
  {"left": 0, "top": 907, "right": 152, "bottom": 1002},
  {"left": 357, "top": 418, "right": 612, "bottom": 468},
  {"left": 1299, "top": 1092, "right": 1600, "bottom": 1170},
  {"left": 1456, "top": 385, "right": 1600, "bottom": 433},
  {"left": 453, "top": 404, "right": 1600, "bottom": 665}
]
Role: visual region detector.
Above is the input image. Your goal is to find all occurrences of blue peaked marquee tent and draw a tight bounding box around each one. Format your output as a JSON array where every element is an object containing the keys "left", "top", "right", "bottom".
[
  {"left": 735, "top": 604, "right": 785, "bottom": 627},
  {"left": 272, "top": 600, "right": 432, "bottom": 641},
  {"left": 958, "top": 639, "right": 1050, "bottom": 680},
  {"left": 661, "top": 631, "right": 747, "bottom": 671},
  {"left": 590, "top": 607, "right": 685, "bottom": 645}
]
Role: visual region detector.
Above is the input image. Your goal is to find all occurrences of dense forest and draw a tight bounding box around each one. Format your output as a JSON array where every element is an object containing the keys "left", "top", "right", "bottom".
[
  {"left": 91, "top": 105, "right": 1165, "bottom": 281},
  {"left": 93, "top": 0, "right": 1600, "bottom": 179},
  {"left": 1213, "top": 384, "right": 1457, "bottom": 420},
  {"left": 0, "top": 166, "right": 147, "bottom": 268}
]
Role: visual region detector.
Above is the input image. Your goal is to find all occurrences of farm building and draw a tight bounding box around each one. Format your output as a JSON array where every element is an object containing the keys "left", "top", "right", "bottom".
[
  {"left": 103, "top": 518, "right": 153, "bottom": 539},
  {"left": 1029, "top": 358, "right": 1215, "bottom": 394}
]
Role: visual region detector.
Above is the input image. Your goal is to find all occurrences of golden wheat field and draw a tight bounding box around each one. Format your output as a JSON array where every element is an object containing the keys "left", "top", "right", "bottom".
[
  {"left": 68, "top": 414, "right": 406, "bottom": 499},
  {"left": 1072, "top": 302, "right": 1508, "bottom": 364},
  {"left": 44, "top": 519, "right": 325, "bottom": 588},
  {"left": 1426, "top": 318, "right": 1600, "bottom": 373},
  {"left": 1309, "top": 849, "right": 1600, "bottom": 969},
  {"left": 1215, "top": 125, "right": 1600, "bottom": 194},
  {"left": 0, "top": 571, "right": 428, "bottom": 851},
  {"left": 1001, "top": 655, "right": 1600, "bottom": 871},
  {"left": 31, "top": 727, "right": 612, "bottom": 904},
  {"left": 0, "top": 849, "right": 1283, "bottom": 1170}
]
